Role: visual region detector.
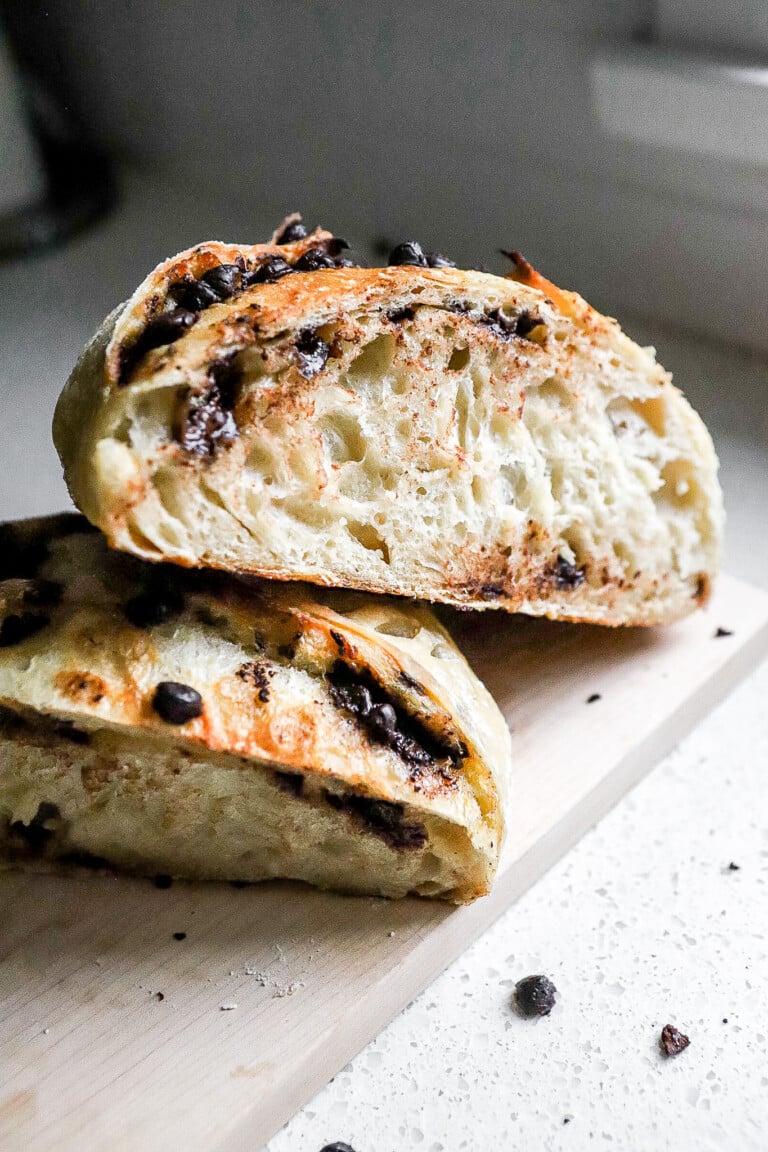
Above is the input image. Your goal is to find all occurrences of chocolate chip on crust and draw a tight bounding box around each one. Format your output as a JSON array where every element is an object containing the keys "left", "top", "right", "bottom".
[
  {"left": 388, "top": 241, "right": 429, "bottom": 267},
  {"left": 327, "top": 662, "right": 461, "bottom": 769},
  {"left": 274, "top": 218, "right": 309, "bottom": 243},
  {"left": 119, "top": 307, "right": 197, "bottom": 385},
  {"left": 245, "top": 256, "right": 295, "bottom": 286},
  {"left": 151, "top": 682, "right": 203, "bottom": 725},
  {"left": 293, "top": 247, "right": 336, "bottom": 272}
]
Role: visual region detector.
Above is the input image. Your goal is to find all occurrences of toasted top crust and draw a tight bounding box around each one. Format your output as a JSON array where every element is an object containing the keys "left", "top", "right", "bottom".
[{"left": 0, "top": 515, "right": 510, "bottom": 851}]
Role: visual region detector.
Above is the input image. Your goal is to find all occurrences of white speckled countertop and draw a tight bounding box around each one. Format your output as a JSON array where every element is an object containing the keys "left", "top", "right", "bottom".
[{"left": 1, "top": 173, "right": 766, "bottom": 1152}]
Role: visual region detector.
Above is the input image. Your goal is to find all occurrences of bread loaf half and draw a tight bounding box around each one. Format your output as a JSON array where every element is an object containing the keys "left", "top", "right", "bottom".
[{"left": 53, "top": 228, "right": 723, "bottom": 625}]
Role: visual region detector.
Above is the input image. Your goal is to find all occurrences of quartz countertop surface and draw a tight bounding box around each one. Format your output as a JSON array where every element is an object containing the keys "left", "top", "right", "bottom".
[{"left": 0, "top": 174, "right": 766, "bottom": 1152}]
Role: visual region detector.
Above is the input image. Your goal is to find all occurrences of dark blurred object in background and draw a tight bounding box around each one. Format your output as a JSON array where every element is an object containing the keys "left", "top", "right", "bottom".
[{"left": 0, "top": 15, "right": 114, "bottom": 258}]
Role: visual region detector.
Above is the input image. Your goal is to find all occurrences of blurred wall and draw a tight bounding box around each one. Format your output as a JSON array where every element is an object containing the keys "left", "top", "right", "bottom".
[{"left": 5, "top": 1, "right": 768, "bottom": 351}]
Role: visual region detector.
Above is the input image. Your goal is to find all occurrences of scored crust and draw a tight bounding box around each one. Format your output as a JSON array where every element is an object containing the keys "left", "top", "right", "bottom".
[
  {"left": 53, "top": 230, "right": 723, "bottom": 626},
  {"left": 0, "top": 515, "right": 511, "bottom": 902}
]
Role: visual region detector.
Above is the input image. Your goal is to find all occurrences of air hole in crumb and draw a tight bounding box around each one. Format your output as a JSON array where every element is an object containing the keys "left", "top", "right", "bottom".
[
  {"left": 447, "top": 346, "right": 470, "bottom": 372},
  {"left": 346, "top": 521, "right": 391, "bottom": 563}
]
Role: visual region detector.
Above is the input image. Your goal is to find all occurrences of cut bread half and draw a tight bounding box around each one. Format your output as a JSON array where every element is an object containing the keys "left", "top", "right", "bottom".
[
  {"left": 0, "top": 514, "right": 510, "bottom": 902},
  {"left": 53, "top": 230, "right": 723, "bottom": 625}
]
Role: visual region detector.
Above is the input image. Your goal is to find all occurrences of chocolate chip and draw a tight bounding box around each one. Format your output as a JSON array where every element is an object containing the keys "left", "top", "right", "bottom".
[
  {"left": 293, "top": 247, "right": 336, "bottom": 272},
  {"left": 153, "top": 991, "right": 165, "bottom": 1002},
  {"left": 513, "top": 974, "right": 558, "bottom": 1017},
  {"left": 172, "top": 931, "right": 187, "bottom": 941},
  {"left": 200, "top": 263, "right": 242, "bottom": 299},
  {"left": 327, "top": 662, "right": 458, "bottom": 769},
  {"left": 274, "top": 770, "right": 304, "bottom": 797},
  {"left": 425, "top": 251, "right": 456, "bottom": 268},
  {"left": 322, "top": 791, "right": 426, "bottom": 851},
  {"left": 180, "top": 383, "right": 238, "bottom": 456},
  {"left": 236, "top": 661, "right": 274, "bottom": 703},
  {"left": 247, "top": 256, "right": 295, "bottom": 285},
  {"left": 727, "top": 861, "right": 740, "bottom": 871},
  {"left": 659, "top": 1024, "right": 690, "bottom": 1057},
  {"left": 170, "top": 277, "right": 221, "bottom": 311},
  {"left": 119, "top": 308, "right": 197, "bottom": 384},
  {"left": 125, "top": 574, "right": 185, "bottom": 628},
  {"left": 0, "top": 612, "right": 50, "bottom": 647},
  {"left": 552, "top": 555, "right": 585, "bottom": 590},
  {"left": 153, "top": 874, "right": 173, "bottom": 889},
  {"left": 515, "top": 309, "right": 543, "bottom": 339},
  {"left": 151, "top": 682, "right": 203, "bottom": 724},
  {"left": 715, "top": 627, "right": 733, "bottom": 638},
  {"left": 387, "top": 307, "right": 415, "bottom": 323},
  {"left": 295, "top": 329, "right": 330, "bottom": 378},
  {"left": 8, "top": 801, "right": 61, "bottom": 855},
  {"left": 388, "top": 241, "right": 428, "bottom": 267},
  {"left": 586, "top": 693, "right": 601, "bottom": 704},
  {"left": 274, "top": 219, "right": 309, "bottom": 243},
  {"left": 321, "top": 237, "right": 350, "bottom": 258},
  {"left": 54, "top": 720, "right": 91, "bottom": 745}
]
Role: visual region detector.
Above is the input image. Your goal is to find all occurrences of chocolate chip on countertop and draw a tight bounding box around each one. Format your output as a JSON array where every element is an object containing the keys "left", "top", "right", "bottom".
[
  {"left": 425, "top": 251, "right": 456, "bottom": 268},
  {"left": 295, "top": 329, "right": 330, "bottom": 378},
  {"left": 0, "top": 612, "right": 50, "bottom": 647},
  {"left": 659, "top": 1024, "right": 690, "bottom": 1057},
  {"left": 727, "top": 861, "right": 740, "bottom": 871},
  {"left": 513, "top": 974, "right": 558, "bottom": 1017},
  {"left": 172, "top": 931, "right": 187, "bottom": 941},
  {"left": 274, "top": 219, "right": 309, "bottom": 243},
  {"left": 293, "top": 247, "right": 336, "bottom": 272},
  {"left": 714, "top": 627, "right": 734, "bottom": 638},
  {"left": 153, "top": 874, "right": 173, "bottom": 889},
  {"left": 151, "top": 681, "right": 203, "bottom": 725},
  {"left": 388, "top": 241, "right": 429, "bottom": 267},
  {"left": 586, "top": 693, "right": 601, "bottom": 704},
  {"left": 246, "top": 256, "right": 295, "bottom": 286}
]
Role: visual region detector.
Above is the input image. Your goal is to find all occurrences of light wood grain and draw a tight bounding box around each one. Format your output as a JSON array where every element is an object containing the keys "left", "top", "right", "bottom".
[{"left": 1, "top": 573, "right": 766, "bottom": 1152}]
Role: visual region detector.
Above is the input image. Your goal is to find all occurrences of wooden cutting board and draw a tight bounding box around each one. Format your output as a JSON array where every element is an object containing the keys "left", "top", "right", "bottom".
[{"left": 1, "top": 573, "right": 767, "bottom": 1152}]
